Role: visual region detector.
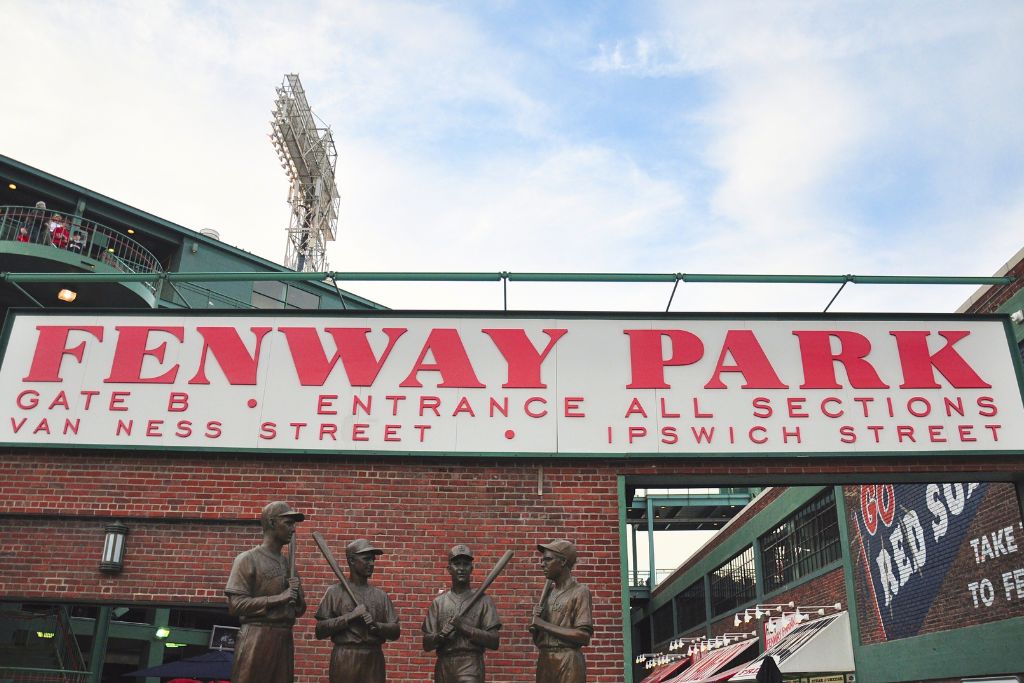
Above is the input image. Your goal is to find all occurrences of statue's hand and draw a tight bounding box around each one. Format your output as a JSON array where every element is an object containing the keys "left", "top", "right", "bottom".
[
  {"left": 349, "top": 604, "right": 375, "bottom": 629},
  {"left": 440, "top": 618, "right": 456, "bottom": 639}
]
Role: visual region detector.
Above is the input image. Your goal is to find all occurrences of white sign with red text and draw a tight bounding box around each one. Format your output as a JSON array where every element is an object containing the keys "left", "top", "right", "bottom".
[{"left": 1, "top": 312, "right": 1022, "bottom": 455}]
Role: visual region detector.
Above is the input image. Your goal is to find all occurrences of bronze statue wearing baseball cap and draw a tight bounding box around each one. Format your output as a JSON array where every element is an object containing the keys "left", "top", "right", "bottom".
[
  {"left": 225, "top": 502, "right": 306, "bottom": 683},
  {"left": 531, "top": 539, "right": 593, "bottom": 683},
  {"left": 423, "top": 544, "right": 502, "bottom": 682},
  {"left": 315, "top": 538, "right": 401, "bottom": 682}
]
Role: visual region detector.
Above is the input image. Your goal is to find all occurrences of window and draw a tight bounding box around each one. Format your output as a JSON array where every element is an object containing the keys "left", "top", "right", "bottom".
[
  {"left": 760, "top": 489, "right": 841, "bottom": 592},
  {"left": 675, "top": 579, "right": 706, "bottom": 633},
  {"left": 653, "top": 603, "right": 674, "bottom": 644},
  {"left": 251, "top": 281, "right": 320, "bottom": 310},
  {"left": 286, "top": 286, "right": 319, "bottom": 309},
  {"left": 710, "top": 547, "right": 756, "bottom": 615}
]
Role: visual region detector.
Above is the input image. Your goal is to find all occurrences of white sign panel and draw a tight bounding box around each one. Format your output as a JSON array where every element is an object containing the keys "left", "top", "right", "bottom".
[{"left": 1, "top": 312, "right": 1022, "bottom": 456}]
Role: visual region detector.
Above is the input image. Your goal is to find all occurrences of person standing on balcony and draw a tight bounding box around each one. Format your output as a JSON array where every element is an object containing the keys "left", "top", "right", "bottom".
[
  {"left": 48, "top": 214, "right": 70, "bottom": 248},
  {"left": 27, "top": 201, "right": 47, "bottom": 243}
]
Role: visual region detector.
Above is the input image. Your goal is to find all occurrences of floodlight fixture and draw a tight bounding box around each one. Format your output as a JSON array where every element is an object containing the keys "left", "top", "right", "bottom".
[
  {"left": 724, "top": 631, "right": 757, "bottom": 641},
  {"left": 735, "top": 602, "right": 792, "bottom": 626},
  {"left": 269, "top": 73, "right": 340, "bottom": 272},
  {"left": 796, "top": 602, "right": 843, "bottom": 616}
]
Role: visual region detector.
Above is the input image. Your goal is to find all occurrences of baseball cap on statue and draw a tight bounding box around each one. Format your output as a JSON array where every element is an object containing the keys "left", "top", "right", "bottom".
[
  {"left": 449, "top": 544, "right": 474, "bottom": 560},
  {"left": 261, "top": 501, "right": 305, "bottom": 525},
  {"left": 347, "top": 538, "right": 384, "bottom": 556},
  {"left": 537, "top": 539, "right": 577, "bottom": 564}
]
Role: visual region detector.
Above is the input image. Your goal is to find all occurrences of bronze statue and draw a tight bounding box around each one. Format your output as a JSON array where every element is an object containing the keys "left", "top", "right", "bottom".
[
  {"left": 531, "top": 540, "right": 593, "bottom": 683},
  {"left": 224, "top": 501, "right": 306, "bottom": 683},
  {"left": 422, "top": 544, "right": 503, "bottom": 682},
  {"left": 315, "top": 538, "right": 400, "bottom": 682}
]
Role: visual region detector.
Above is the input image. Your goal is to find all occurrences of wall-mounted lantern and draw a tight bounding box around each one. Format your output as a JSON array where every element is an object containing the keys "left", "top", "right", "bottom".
[{"left": 100, "top": 522, "right": 129, "bottom": 573}]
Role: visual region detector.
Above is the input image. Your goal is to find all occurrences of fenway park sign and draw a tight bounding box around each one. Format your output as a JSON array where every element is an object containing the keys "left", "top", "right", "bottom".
[{"left": 1, "top": 311, "right": 1022, "bottom": 456}]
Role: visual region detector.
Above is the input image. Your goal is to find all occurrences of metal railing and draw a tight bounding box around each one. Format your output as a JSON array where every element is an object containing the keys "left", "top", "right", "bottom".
[
  {"left": 630, "top": 569, "right": 677, "bottom": 588},
  {"left": 0, "top": 268, "right": 1013, "bottom": 310},
  {"left": 0, "top": 206, "right": 163, "bottom": 292},
  {"left": 0, "top": 607, "right": 88, "bottom": 682}
]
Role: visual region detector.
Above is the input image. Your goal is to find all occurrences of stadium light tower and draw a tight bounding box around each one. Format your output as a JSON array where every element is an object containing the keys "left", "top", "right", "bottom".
[{"left": 269, "top": 74, "right": 339, "bottom": 272}]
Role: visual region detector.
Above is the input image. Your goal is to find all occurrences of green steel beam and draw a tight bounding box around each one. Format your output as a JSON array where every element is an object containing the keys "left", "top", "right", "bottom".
[
  {"left": 0, "top": 270, "right": 1015, "bottom": 286},
  {"left": 1, "top": 667, "right": 90, "bottom": 676},
  {"left": 647, "top": 496, "right": 656, "bottom": 588},
  {"left": 618, "top": 476, "right": 634, "bottom": 683},
  {"left": 630, "top": 494, "right": 755, "bottom": 509},
  {"left": 679, "top": 273, "right": 848, "bottom": 284},
  {"left": 87, "top": 606, "right": 111, "bottom": 683},
  {"left": 508, "top": 272, "right": 675, "bottom": 282},
  {"left": 70, "top": 616, "right": 212, "bottom": 645},
  {"left": 145, "top": 609, "right": 170, "bottom": 683},
  {"left": 834, "top": 485, "right": 863, "bottom": 675},
  {"left": 631, "top": 524, "right": 639, "bottom": 587}
]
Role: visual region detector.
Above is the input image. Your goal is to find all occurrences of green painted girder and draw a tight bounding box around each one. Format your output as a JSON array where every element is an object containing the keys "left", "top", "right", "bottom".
[
  {"left": 69, "top": 617, "right": 211, "bottom": 645},
  {"left": 630, "top": 493, "right": 755, "bottom": 509},
  {"left": 0, "top": 270, "right": 1014, "bottom": 286}
]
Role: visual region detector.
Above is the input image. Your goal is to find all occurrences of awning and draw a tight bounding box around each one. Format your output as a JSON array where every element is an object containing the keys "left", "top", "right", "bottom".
[
  {"left": 728, "top": 612, "right": 854, "bottom": 681},
  {"left": 639, "top": 655, "right": 692, "bottom": 683},
  {"left": 665, "top": 639, "right": 758, "bottom": 683},
  {"left": 686, "top": 660, "right": 755, "bottom": 683},
  {"left": 123, "top": 650, "right": 233, "bottom": 679}
]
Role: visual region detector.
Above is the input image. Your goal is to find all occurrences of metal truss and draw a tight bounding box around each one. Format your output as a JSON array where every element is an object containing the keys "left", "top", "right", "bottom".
[{"left": 269, "top": 74, "right": 340, "bottom": 273}]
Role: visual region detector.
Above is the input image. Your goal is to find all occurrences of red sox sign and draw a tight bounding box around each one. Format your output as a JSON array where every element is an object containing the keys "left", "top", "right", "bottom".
[{"left": 1, "top": 312, "right": 1022, "bottom": 456}]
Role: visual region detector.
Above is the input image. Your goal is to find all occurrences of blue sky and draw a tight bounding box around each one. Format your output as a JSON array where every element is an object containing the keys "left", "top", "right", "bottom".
[{"left": 3, "top": 0, "right": 1023, "bottom": 311}]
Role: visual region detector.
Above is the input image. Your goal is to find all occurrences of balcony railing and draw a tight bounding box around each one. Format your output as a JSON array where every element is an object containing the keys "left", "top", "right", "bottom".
[
  {"left": 630, "top": 568, "right": 677, "bottom": 589},
  {"left": 0, "top": 205, "right": 163, "bottom": 291}
]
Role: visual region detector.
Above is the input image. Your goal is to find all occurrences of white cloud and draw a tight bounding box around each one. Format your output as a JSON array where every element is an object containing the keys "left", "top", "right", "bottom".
[
  {"left": 1, "top": 1, "right": 1021, "bottom": 314},
  {"left": 332, "top": 139, "right": 688, "bottom": 308},
  {"left": 703, "top": 65, "right": 869, "bottom": 236},
  {"left": 585, "top": 0, "right": 1024, "bottom": 309}
]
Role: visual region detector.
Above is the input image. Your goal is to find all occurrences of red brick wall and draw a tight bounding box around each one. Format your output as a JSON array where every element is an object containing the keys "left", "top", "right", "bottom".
[
  {"left": 706, "top": 567, "right": 846, "bottom": 640},
  {"left": 2, "top": 450, "right": 1024, "bottom": 682},
  {"left": 0, "top": 452, "right": 623, "bottom": 682},
  {"left": 963, "top": 255, "right": 1024, "bottom": 313}
]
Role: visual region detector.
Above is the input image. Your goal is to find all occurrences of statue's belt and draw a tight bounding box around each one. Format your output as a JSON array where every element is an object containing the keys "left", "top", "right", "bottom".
[
  {"left": 240, "top": 621, "right": 294, "bottom": 629},
  {"left": 331, "top": 641, "right": 383, "bottom": 650}
]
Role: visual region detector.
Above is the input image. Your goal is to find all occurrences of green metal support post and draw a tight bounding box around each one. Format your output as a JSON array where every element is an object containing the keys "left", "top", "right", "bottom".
[
  {"left": 632, "top": 524, "right": 639, "bottom": 588},
  {"left": 144, "top": 608, "right": 170, "bottom": 683},
  {"left": 1017, "top": 481, "right": 1024, "bottom": 540},
  {"left": 702, "top": 574, "right": 713, "bottom": 635},
  {"left": 647, "top": 495, "right": 656, "bottom": 589},
  {"left": 88, "top": 606, "right": 111, "bottom": 683}
]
